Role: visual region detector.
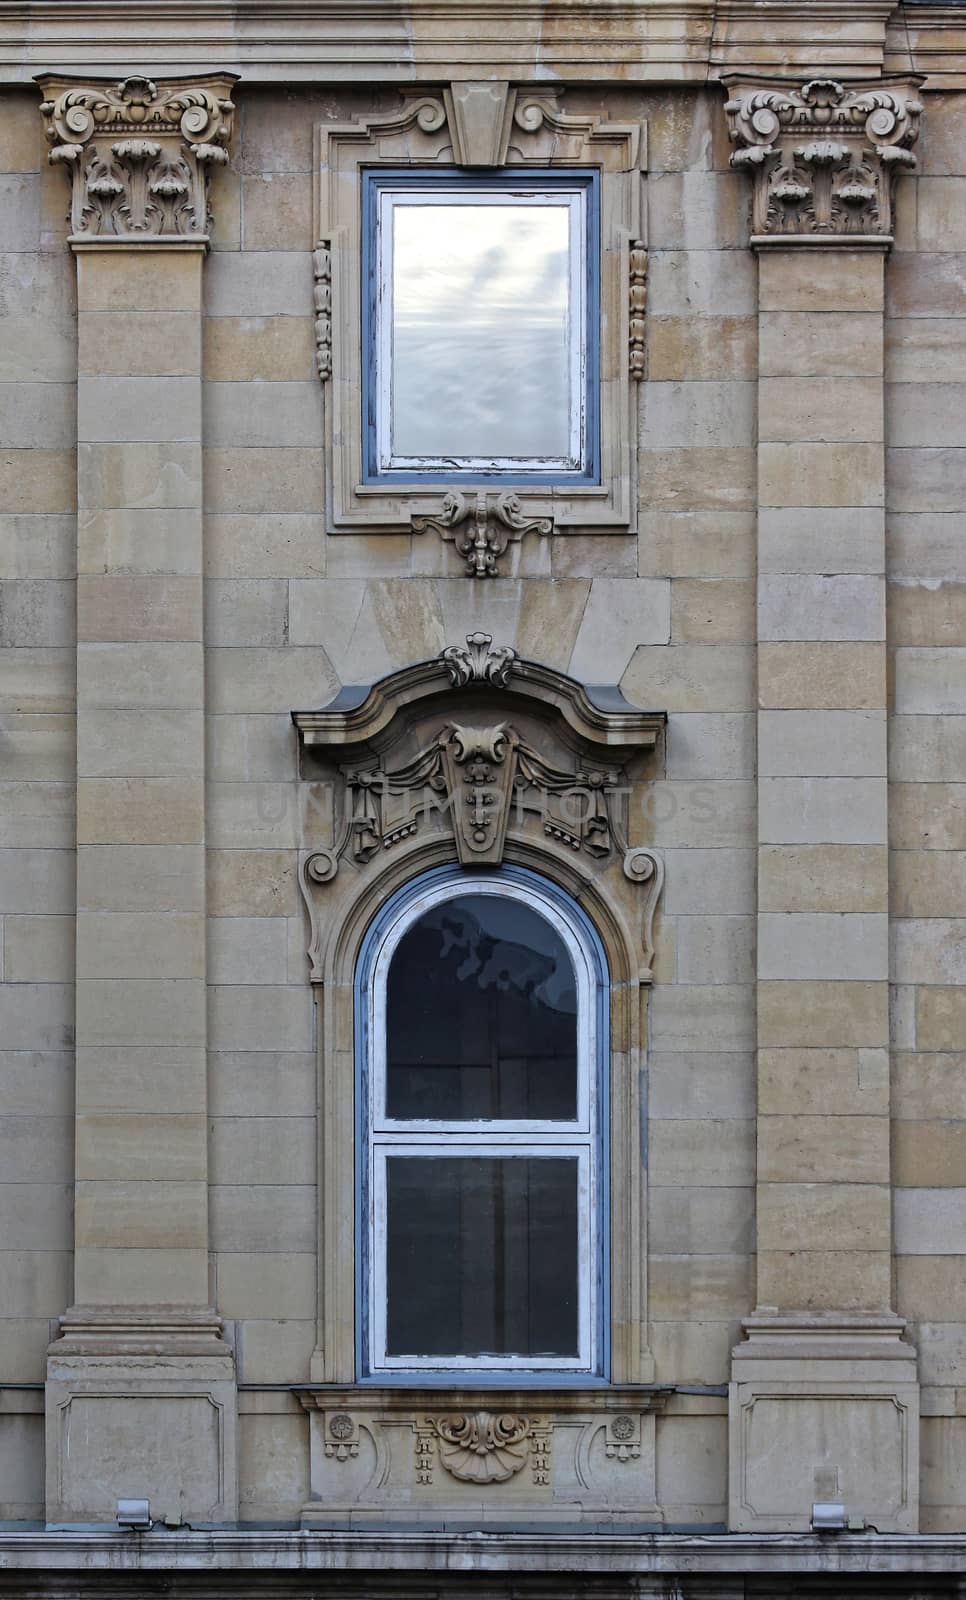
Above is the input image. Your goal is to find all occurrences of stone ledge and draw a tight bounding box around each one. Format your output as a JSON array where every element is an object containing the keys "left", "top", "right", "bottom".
[{"left": 2, "top": 1530, "right": 966, "bottom": 1572}]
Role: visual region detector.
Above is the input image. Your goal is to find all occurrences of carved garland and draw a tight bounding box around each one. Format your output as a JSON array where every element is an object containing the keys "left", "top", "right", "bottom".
[
  {"left": 38, "top": 72, "right": 236, "bottom": 242},
  {"left": 313, "top": 242, "right": 332, "bottom": 380},
  {"left": 724, "top": 76, "right": 922, "bottom": 243},
  {"left": 629, "top": 241, "right": 647, "bottom": 381}
]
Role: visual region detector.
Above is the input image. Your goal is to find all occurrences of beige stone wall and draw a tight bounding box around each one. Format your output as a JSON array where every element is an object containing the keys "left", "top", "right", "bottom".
[
  {"left": 886, "top": 88, "right": 966, "bottom": 1537},
  {"left": 0, "top": 69, "right": 963, "bottom": 1532},
  {"left": 200, "top": 83, "right": 756, "bottom": 1525},
  {"left": 0, "top": 88, "right": 76, "bottom": 1521}
]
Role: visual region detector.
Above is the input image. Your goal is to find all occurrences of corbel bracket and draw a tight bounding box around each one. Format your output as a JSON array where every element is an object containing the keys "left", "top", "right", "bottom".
[{"left": 412, "top": 491, "right": 553, "bottom": 578}]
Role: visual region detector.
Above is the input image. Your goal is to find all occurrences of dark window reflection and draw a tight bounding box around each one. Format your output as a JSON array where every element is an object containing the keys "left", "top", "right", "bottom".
[
  {"left": 386, "top": 1156, "right": 579, "bottom": 1357},
  {"left": 386, "top": 895, "right": 578, "bottom": 1120}
]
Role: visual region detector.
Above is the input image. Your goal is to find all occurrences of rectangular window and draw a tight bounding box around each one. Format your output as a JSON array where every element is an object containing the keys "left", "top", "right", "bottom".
[{"left": 362, "top": 170, "right": 599, "bottom": 485}]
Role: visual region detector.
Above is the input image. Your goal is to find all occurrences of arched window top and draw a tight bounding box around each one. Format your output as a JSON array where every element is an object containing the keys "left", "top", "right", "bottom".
[
  {"left": 359, "top": 865, "right": 608, "bottom": 1378},
  {"left": 386, "top": 893, "right": 578, "bottom": 1122}
]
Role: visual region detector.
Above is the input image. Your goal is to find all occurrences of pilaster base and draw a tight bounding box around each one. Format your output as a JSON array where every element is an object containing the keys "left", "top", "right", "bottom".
[
  {"left": 729, "top": 1312, "right": 919, "bottom": 1533},
  {"left": 45, "top": 1308, "right": 237, "bottom": 1527}
]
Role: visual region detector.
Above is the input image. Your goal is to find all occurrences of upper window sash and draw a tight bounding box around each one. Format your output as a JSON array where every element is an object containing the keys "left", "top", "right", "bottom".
[
  {"left": 361, "top": 168, "right": 600, "bottom": 487},
  {"left": 368, "top": 876, "right": 595, "bottom": 1135}
]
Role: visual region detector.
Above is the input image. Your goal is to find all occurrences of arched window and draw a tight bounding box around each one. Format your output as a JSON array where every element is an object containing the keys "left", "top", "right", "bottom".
[{"left": 358, "top": 865, "right": 607, "bottom": 1379}]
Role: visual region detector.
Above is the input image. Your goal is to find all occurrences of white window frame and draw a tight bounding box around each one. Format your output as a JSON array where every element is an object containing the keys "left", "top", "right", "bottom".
[
  {"left": 373, "top": 184, "right": 588, "bottom": 478},
  {"left": 364, "top": 872, "right": 601, "bottom": 1378}
]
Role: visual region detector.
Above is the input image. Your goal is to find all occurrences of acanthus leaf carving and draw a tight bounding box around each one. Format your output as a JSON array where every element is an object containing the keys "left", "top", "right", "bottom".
[
  {"left": 412, "top": 490, "right": 553, "bottom": 578},
  {"left": 724, "top": 75, "right": 922, "bottom": 244},
  {"left": 441, "top": 631, "right": 517, "bottom": 688},
  {"left": 38, "top": 72, "right": 237, "bottom": 243}
]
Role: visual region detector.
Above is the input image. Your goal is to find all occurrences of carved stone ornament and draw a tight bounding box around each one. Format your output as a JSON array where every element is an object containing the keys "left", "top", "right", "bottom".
[
  {"left": 629, "top": 241, "right": 647, "bottom": 381},
  {"left": 297, "top": 1386, "right": 671, "bottom": 1525},
  {"left": 37, "top": 72, "right": 237, "bottom": 243},
  {"left": 416, "top": 1411, "right": 550, "bottom": 1487},
  {"left": 412, "top": 491, "right": 553, "bottom": 579},
  {"left": 293, "top": 635, "right": 666, "bottom": 978},
  {"left": 724, "top": 75, "right": 923, "bottom": 245}
]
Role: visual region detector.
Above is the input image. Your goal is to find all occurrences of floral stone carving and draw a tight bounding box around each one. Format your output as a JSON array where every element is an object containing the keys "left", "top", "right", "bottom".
[
  {"left": 724, "top": 75, "right": 922, "bottom": 244},
  {"left": 38, "top": 72, "right": 237, "bottom": 242}
]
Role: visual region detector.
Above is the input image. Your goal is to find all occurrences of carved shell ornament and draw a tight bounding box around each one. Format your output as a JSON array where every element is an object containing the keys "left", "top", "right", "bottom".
[{"left": 434, "top": 1412, "right": 531, "bottom": 1483}]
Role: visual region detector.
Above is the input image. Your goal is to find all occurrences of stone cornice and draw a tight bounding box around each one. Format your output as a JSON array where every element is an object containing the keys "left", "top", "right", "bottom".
[
  {"left": 886, "top": 5, "right": 966, "bottom": 86},
  {"left": 2, "top": 1530, "right": 966, "bottom": 1574},
  {"left": 37, "top": 71, "right": 237, "bottom": 245},
  {"left": 5, "top": 2, "right": 963, "bottom": 88}
]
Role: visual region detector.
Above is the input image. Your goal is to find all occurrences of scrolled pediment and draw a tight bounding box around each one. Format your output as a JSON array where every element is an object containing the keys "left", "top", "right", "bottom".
[{"left": 292, "top": 634, "right": 667, "bottom": 980}]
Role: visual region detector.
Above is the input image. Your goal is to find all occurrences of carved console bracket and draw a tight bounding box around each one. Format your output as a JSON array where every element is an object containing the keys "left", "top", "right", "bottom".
[
  {"left": 293, "top": 633, "right": 666, "bottom": 978},
  {"left": 412, "top": 491, "right": 553, "bottom": 578},
  {"left": 37, "top": 71, "right": 237, "bottom": 244},
  {"left": 724, "top": 74, "right": 923, "bottom": 246}
]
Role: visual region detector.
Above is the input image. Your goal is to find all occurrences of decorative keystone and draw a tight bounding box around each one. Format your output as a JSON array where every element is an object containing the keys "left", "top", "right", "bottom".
[
  {"left": 723, "top": 75, "right": 923, "bottom": 245},
  {"left": 37, "top": 73, "right": 237, "bottom": 243}
]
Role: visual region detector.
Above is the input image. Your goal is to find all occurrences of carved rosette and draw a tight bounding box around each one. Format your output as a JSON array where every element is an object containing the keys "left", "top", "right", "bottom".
[
  {"left": 38, "top": 73, "right": 237, "bottom": 243},
  {"left": 724, "top": 76, "right": 922, "bottom": 244}
]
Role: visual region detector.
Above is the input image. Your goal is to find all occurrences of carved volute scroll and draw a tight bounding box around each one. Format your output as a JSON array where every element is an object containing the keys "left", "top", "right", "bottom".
[
  {"left": 37, "top": 72, "right": 237, "bottom": 243},
  {"left": 293, "top": 634, "right": 666, "bottom": 979},
  {"left": 724, "top": 75, "right": 923, "bottom": 245},
  {"left": 411, "top": 491, "right": 553, "bottom": 579}
]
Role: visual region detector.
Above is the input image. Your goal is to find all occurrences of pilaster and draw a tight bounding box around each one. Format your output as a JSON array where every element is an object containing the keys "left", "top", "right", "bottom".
[
  {"left": 37, "top": 72, "right": 238, "bottom": 1527},
  {"left": 725, "top": 74, "right": 922, "bottom": 1535}
]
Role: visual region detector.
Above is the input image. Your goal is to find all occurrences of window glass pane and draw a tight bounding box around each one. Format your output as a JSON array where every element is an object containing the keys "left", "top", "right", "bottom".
[
  {"left": 389, "top": 200, "right": 573, "bottom": 462},
  {"left": 386, "top": 1156, "right": 579, "bottom": 1358},
  {"left": 386, "top": 894, "right": 578, "bottom": 1120}
]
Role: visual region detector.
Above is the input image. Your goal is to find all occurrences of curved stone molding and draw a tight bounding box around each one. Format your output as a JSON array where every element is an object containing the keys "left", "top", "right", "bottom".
[
  {"left": 37, "top": 72, "right": 237, "bottom": 243},
  {"left": 293, "top": 635, "right": 666, "bottom": 978},
  {"left": 724, "top": 74, "right": 923, "bottom": 245}
]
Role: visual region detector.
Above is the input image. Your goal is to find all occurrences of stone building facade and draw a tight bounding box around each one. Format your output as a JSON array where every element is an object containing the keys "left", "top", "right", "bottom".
[{"left": 1, "top": 0, "right": 966, "bottom": 1591}]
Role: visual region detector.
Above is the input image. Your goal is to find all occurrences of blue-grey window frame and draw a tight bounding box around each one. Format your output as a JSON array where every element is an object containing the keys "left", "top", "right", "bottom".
[
  {"left": 354, "top": 862, "right": 610, "bottom": 1386},
  {"left": 361, "top": 167, "right": 601, "bottom": 488}
]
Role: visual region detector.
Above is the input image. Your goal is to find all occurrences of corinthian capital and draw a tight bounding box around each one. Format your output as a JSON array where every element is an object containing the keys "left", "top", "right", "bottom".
[
  {"left": 37, "top": 73, "right": 237, "bottom": 245},
  {"left": 724, "top": 75, "right": 922, "bottom": 246}
]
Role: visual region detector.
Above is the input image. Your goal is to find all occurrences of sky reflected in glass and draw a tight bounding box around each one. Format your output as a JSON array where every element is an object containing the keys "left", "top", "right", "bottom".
[{"left": 389, "top": 202, "right": 573, "bottom": 462}]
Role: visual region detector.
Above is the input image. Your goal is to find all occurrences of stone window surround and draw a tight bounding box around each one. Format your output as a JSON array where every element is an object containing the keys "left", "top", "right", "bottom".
[
  {"left": 314, "top": 83, "right": 646, "bottom": 554},
  {"left": 293, "top": 633, "right": 666, "bottom": 1392}
]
